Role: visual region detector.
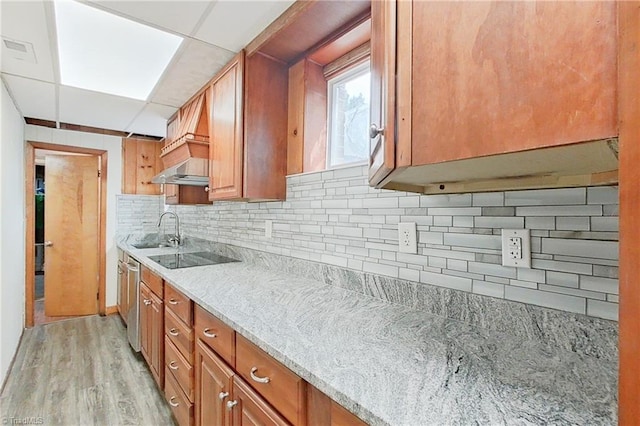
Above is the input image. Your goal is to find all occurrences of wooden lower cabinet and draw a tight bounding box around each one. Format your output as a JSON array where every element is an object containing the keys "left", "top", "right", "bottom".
[
  {"left": 166, "top": 367, "right": 194, "bottom": 426},
  {"left": 140, "top": 281, "right": 164, "bottom": 388},
  {"left": 230, "top": 376, "right": 290, "bottom": 426},
  {"left": 195, "top": 339, "right": 234, "bottom": 426}
]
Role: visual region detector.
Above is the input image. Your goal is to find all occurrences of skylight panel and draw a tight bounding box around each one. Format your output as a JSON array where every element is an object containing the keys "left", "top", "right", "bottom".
[{"left": 54, "top": 0, "right": 183, "bottom": 101}]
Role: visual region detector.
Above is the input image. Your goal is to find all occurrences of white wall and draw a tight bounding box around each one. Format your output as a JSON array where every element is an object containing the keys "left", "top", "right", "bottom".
[
  {"left": 24, "top": 124, "right": 122, "bottom": 309},
  {"left": 0, "top": 81, "right": 26, "bottom": 384}
]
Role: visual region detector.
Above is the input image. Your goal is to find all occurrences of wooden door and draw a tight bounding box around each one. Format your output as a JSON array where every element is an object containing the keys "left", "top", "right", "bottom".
[
  {"left": 150, "top": 291, "right": 164, "bottom": 388},
  {"left": 44, "top": 155, "right": 99, "bottom": 317},
  {"left": 195, "top": 340, "right": 234, "bottom": 426},
  {"left": 209, "top": 52, "right": 244, "bottom": 201},
  {"left": 368, "top": 0, "right": 397, "bottom": 187},
  {"left": 230, "top": 376, "right": 290, "bottom": 426}
]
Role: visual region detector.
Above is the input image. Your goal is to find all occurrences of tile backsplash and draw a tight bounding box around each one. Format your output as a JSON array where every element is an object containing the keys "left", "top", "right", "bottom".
[
  {"left": 123, "top": 165, "right": 619, "bottom": 321},
  {"left": 116, "top": 194, "right": 163, "bottom": 235}
]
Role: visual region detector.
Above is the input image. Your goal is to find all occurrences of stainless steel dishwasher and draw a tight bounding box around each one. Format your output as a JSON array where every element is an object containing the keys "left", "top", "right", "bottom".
[{"left": 125, "top": 257, "right": 141, "bottom": 352}]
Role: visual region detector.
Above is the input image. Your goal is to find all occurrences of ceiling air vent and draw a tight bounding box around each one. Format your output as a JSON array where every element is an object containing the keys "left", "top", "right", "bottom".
[{"left": 1, "top": 37, "right": 36, "bottom": 63}]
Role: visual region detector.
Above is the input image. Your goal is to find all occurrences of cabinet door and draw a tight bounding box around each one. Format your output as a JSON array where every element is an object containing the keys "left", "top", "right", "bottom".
[
  {"left": 209, "top": 52, "right": 245, "bottom": 201},
  {"left": 195, "top": 340, "right": 234, "bottom": 426},
  {"left": 150, "top": 291, "right": 164, "bottom": 388},
  {"left": 368, "top": 0, "right": 397, "bottom": 187},
  {"left": 229, "top": 376, "right": 290, "bottom": 426},
  {"left": 409, "top": 1, "right": 617, "bottom": 166},
  {"left": 122, "top": 138, "right": 163, "bottom": 195},
  {"left": 139, "top": 283, "right": 151, "bottom": 364},
  {"left": 164, "top": 184, "right": 179, "bottom": 205}
]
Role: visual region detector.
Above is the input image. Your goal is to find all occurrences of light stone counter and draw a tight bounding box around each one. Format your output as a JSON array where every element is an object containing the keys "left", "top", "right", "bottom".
[{"left": 119, "top": 238, "right": 617, "bottom": 426}]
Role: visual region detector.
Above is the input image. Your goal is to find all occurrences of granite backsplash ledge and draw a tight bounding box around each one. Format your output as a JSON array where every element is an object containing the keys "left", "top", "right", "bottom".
[{"left": 176, "top": 235, "right": 618, "bottom": 363}]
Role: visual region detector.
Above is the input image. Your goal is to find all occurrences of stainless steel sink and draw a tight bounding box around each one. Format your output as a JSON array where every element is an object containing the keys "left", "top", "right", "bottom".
[{"left": 131, "top": 242, "right": 171, "bottom": 249}]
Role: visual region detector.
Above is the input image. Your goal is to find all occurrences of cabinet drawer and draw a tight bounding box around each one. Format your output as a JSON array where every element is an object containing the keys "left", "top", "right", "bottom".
[
  {"left": 141, "top": 265, "right": 163, "bottom": 298},
  {"left": 165, "top": 284, "right": 192, "bottom": 326},
  {"left": 194, "top": 305, "right": 236, "bottom": 368},
  {"left": 236, "top": 334, "right": 306, "bottom": 425},
  {"left": 165, "top": 367, "right": 194, "bottom": 426},
  {"left": 166, "top": 338, "right": 194, "bottom": 402},
  {"left": 165, "top": 307, "right": 194, "bottom": 364}
]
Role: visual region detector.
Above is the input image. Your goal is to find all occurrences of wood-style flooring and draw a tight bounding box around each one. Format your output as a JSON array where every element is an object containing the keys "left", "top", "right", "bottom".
[{"left": 0, "top": 315, "right": 175, "bottom": 425}]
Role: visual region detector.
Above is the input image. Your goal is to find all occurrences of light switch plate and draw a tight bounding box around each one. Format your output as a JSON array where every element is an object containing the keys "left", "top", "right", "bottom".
[
  {"left": 398, "top": 222, "right": 417, "bottom": 254},
  {"left": 501, "top": 229, "right": 531, "bottom": 268},
  {"left": 265, "top": 220, "right": 273, "bottom": 239}
]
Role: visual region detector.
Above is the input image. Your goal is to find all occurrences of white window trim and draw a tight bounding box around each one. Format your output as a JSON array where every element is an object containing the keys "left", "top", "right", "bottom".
[{"left": 326, "top": 60, "right": 371, "bottom": 168}]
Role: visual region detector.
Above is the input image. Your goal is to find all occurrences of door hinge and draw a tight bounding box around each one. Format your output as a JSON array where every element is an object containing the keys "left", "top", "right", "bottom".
[
  {"left": 97, "top": 291, "right": 99, "bottom": 300},
  {"left": 97, "top": 170, "right": 101, "bottom": 177}
]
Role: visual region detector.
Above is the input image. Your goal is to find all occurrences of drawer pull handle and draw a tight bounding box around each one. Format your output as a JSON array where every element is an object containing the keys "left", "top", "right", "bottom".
[
  {"left": 250, "top": 367, "right": 270, "bottom": 384},
  {"left": 143, "top": 299, "right": 151, "bottom": 306},
  {"left": 168, "top": 298, "right": 179, "bottom": 305},
  {"left": 168, "top": 328, "right": 179, "bottom": 336},
  {"left": 226, "top": 400, "right": 237, "bottom": 410},
  {"left": 218, "top": 391, "right": 229, "bottom": 401},
  {"left": 169, "top": 361, "right": 179, "bottom": 370},
  {"left": 169, "top": 396, "right": 179, "bottom": 407},
  {"left": 203, "top": 328, "right": 217, "bottom": 338}
]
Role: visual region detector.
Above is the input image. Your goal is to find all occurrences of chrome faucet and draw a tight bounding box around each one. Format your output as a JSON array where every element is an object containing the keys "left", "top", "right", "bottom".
[{"left": 157, "top": 211, "right": 181, "bottom": 247}]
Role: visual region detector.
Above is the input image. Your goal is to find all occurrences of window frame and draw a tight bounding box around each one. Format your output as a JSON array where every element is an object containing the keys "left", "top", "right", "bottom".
[{"left": 326, "top": 59, "right": 371, "bottom": 169}]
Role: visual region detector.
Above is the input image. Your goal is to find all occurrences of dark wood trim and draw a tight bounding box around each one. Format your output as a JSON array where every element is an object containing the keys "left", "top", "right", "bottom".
[
  {"left": 24, "top": 117, "right": 162, "bottom": 141},
  {"left": 618, "top": 1, "right": 640, "bottom": 424},
  {"left": 25, "top": 141, "right": 109, "bottom": 327}
]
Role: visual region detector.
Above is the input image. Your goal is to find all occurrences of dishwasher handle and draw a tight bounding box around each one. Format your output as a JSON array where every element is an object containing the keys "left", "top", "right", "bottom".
[{"left": 125, "top": 262, "right": 139, "bottom": 273}]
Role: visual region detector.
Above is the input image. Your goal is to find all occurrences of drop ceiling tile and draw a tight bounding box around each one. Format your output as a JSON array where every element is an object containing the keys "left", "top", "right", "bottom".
[
  {"left": 126, "top": 103, "right": 177, "bottom": 137},
  {"left": 0, "top": 1, "right": 56, "bottom": 82},
  {"left": 59, "top": 85, "right": 146, "bottom": 131},
  {"left": 150, "top": 38, "right": 234, "bottom": 107},
  {"left": 86, "top": 1, "right": 211, "bottom": 37},
  {"left": 2, "top": 74, "right": 56, "bottom": 121},
  {"left": 195, "top": 0, "right": 295, "bottom": 52}
]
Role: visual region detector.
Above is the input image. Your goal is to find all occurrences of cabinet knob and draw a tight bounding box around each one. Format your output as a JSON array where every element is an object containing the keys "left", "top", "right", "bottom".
[
  {"left": 204, "top": 186, "right": 210, "bottom": 192},
  {"left": 143, "top": 299, "right": 151, "bottom": 306},
  {"left": 369, "top": 123, "right": 384, "bottom": 139},
  {"left": 169, "top": 361, "right": 179, "bottom": 370},
  {"left": 218, "top": 391, "right": 229, "bottom": 401},
  {"left": 226, "top": 400, "right": 238, "bottom": 410}
]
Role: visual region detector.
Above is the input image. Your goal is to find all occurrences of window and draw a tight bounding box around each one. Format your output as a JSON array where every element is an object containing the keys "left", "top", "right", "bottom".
[{"left": 327, "top": 61, "right": 370, "bottom": 167}]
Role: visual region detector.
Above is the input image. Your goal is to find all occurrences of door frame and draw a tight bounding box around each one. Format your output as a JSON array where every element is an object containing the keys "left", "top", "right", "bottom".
[{"left": 25, "top": 141, "right": 108, "bottom": 327}]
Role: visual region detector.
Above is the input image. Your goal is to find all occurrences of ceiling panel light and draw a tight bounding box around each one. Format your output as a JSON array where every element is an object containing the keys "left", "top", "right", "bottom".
[{"left": 54, "top": 0, "right": 183, "bottom": 101}]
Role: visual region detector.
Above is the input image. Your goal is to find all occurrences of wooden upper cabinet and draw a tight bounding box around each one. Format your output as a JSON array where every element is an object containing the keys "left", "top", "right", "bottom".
[
  {"left": 209, "top": 53, "right": 244, "bottom": 200},
  {"left": 209, "top": 51, "right": 288, "bottom": 201},
  {"left": 370, "top": 0, "right": 620, "bottom": 194},
  {"left": 122, "top": 137, "right": 163, "bottom": 195}
]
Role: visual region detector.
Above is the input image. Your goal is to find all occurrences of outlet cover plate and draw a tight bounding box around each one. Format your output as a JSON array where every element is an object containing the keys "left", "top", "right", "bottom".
[
  {"left": 501, "top": 229, "right": 531, "bottom": 268},
  {"left": 398, "top": 222, "right": 418, "bottom": 254}
]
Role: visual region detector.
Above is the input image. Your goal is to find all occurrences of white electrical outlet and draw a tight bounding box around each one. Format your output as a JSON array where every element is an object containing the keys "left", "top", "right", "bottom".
[
  {"left": 265, "top": 220, "right": 273, "bottom": 238},
  {"left": 501, "top": 229, "right": 531, "bottom": 268},
  {"left": 398, "top": 222, "right": 417, "bottom": 254}
]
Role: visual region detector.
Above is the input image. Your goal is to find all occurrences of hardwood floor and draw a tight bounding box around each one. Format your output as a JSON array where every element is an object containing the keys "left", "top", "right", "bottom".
[{"left": 0, "top": 315, "right": 175, "bottom": 425}]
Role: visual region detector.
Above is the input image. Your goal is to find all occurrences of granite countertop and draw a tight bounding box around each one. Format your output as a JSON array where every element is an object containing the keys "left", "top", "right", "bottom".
[{"left": 118, "top": 238, "right": 617, "bottom": 425}]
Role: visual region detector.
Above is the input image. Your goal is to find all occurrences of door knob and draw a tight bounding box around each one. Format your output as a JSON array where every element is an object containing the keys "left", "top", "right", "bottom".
[{"left": 44, "top": 241, "right": 53, "bottom": 247}]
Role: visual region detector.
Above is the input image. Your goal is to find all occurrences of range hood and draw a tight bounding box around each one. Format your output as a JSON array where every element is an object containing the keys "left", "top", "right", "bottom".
[{"left": 151, "top": 157, "right": 209, "bottom": 186}]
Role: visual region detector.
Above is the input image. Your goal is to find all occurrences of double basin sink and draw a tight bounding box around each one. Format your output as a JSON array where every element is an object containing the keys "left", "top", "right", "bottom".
[{"left": 130, "top": 237, "right": 238, "bottom": 270}]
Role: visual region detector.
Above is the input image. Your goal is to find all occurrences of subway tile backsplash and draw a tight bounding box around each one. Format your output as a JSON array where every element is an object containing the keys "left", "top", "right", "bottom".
[
  {"left": 125, "top": 165, "right": 619, "bottom": 321},
  {"left": 116, "top": 194, "right": 163, "bottom": 236}
]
